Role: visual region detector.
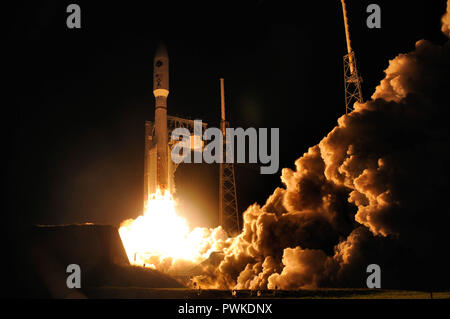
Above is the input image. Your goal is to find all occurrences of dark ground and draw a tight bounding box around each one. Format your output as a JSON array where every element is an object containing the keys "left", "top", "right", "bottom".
[{"left": 83, "top": 288, "right": 450, "bottom": 299}]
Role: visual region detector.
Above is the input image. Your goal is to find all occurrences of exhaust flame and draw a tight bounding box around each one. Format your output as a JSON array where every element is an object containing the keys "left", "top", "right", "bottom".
[{"left": 119, "top": 189, "right": 229, "bottom": 271}]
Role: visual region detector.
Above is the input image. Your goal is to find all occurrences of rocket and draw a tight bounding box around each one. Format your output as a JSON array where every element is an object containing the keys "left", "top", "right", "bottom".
[
  {"left": 144, "top": 43, "right": 184, "bottom": 205},
  {"left": 152, "top": 43, "right": 169, "bottom": 191}
]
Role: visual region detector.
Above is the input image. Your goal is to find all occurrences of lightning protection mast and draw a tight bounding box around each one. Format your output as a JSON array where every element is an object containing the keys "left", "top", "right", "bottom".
[{"left": 341, "top": 0, "right": 364, "bottom": 114}]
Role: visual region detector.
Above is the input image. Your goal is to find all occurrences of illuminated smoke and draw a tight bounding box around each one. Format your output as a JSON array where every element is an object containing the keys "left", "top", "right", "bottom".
[
  {"left": 442, "top": 0, "right": 450, "bottom": 37},
  {"left": 194, "top": 23, "right": 450, "bottom": 290}
]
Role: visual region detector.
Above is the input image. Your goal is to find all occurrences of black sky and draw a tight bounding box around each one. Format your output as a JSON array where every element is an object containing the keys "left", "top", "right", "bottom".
[{"left": 4, "top": 0, "right": 448, "bottom": 233}]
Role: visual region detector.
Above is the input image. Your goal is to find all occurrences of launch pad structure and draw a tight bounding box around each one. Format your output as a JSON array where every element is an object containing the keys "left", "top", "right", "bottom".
[
  {"left": 341, "top": 0, "right": 364, "bottom": 114},
  {"left": 144, "top": 2, "right": 364, "bottom": 233},
  {"left": 144, "top": 116, "right": 207, "bottom": 203},
  {"left": 219, "top": 78, "right": 240, "bottom": 236}
]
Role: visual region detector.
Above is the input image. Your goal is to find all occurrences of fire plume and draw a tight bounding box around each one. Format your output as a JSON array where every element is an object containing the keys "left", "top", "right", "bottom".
[{"left": 119, "top": 189, "right": 229, "bottom": 272}]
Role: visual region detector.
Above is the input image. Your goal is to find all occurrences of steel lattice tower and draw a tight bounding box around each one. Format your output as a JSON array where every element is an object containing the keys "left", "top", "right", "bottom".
[
  {"left": 219, "top": 78, "right": 240, "bottom": 236},
  {"left": 341, "top": 0, "right": 363, "bottom": 114}
]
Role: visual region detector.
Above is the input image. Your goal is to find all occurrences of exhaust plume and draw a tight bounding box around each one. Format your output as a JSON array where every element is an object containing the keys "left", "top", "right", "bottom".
[{"left": 194, "top": 23, "right": 450, "bottom": 290}]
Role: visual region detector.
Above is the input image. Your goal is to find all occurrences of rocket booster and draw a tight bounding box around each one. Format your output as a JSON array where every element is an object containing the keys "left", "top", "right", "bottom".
[{"left": 153, "top": 44, "right": 169, "bottom": 190}]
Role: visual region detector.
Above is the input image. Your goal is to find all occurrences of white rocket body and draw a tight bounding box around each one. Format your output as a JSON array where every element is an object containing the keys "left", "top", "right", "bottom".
[
  {"left": 142, "top": 43, "right": 172, "bottom": 198},
  {"left": 145, "top": 44, "right": 190, "bottom": 207},
  {"left": 153, "top": 44, "right": 169, "bottom": 191}
]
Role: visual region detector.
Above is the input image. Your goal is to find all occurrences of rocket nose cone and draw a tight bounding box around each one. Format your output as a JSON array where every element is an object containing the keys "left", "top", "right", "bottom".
[{"left": 155, "top": 43, "right": 168, "bottom": 59}]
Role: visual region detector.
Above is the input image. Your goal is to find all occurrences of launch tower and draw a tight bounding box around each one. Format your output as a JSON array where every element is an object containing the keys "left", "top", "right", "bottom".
[
  {"left": 219, "top": 78, "right": 240, "bottom": 236},
  {"left": 341, "top": 0, "right": 364, "bottom": 114}
]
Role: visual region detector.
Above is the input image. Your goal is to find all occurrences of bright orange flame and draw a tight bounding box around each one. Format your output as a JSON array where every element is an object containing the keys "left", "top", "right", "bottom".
[{"left": 119, "top": 189, "right": 227, "bottom": 271}]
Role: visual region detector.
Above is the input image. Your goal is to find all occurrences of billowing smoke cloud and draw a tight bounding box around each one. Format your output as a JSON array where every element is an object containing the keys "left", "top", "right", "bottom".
[
  {"left": 442, "top": 0, "right": 450, "bottom": 37},
  {"left": 194, "top": 18, "right": 450, "bottom": 290}
]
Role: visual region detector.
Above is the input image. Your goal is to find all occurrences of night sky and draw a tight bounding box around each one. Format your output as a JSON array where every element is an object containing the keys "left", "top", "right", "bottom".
[{"left": 5, "top": 1, "right": 447, "bottom": 239}]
